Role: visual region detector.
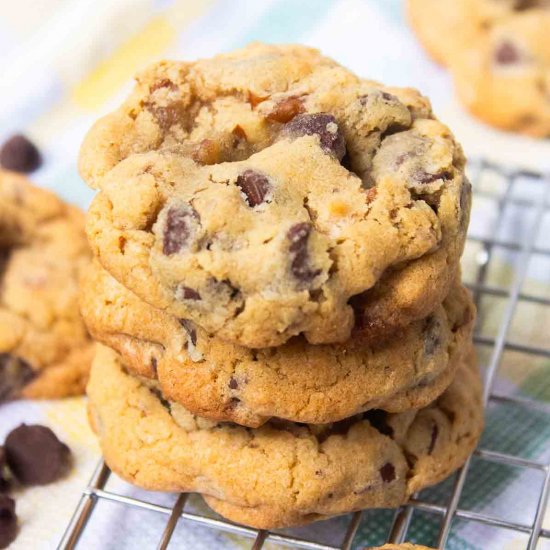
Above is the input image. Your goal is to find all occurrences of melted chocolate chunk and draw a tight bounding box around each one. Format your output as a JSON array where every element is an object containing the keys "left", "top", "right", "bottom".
[
  {"left": 379, "top": 462, "right": 396, "bottom": 483},
  {"left": 5, "top": 424, "right": 71, "bottom": 485},
  {"left": 179, "top": 319, "right": 197, "bottom": 346},
  {"left": 145, "top": 100, "right": 186, "bottom": 132},
  {"left": 282, "top": 113, "right": 346, "bottom": 161},
  {"left": 414, "top": 170, "right": 451, "bottom": 184},
  {"left": 228, "top": 377, "right": 238, "bottom": 390},
  {"left": 0, "top": 134, "right": 42, "bottom": 173},
  {"left": 162, "top": 204, "right": 200, "bottom": 255},
  {"left": 494, "top": 41, "right": 521, "bottom": 65},
  {"left": 287, "top": 223, "right": 321, "bottom": 283},
  {"left": 177, "top": 286, "right": 201, "bottom": 300},
  {"left": 0, "top": 354, "right": 36, "bottom": 403},
  {"left": 236, "top": 170, "right": 272, "bottom": 207},
  {"left": 0, "top": 495, "right": 17, "bottom": 548}
]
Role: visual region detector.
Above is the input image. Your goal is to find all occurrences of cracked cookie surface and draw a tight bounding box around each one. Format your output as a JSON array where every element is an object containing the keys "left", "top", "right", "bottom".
[
  {"left": 408, "top": 0, "right": 550, "bottom": 136},
  {"left": 81, "top": 43, "right": 469, "bottom": 348},
  {"left": 0, "top": 170, "right": 93, "bottom": 401},
  {"left": 81, "top": 261, "right": 475, "bottom": 427},
  {"left": 87, "top": 344, "right": 483, "bottom": 529}
]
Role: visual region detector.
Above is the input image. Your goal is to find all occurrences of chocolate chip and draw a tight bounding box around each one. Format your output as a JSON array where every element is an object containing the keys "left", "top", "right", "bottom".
[
  {"left": 381, "top": 91, "right": 398, "bottom": 102},
  {"left": 281, "top": 113, "right": 346, "bottom": 161},
  {"left": 5, "top": 424, "right": 71, "bottom": 485},
  {"left": 379, "top": 462, "right": 396, "bottom": 482},
  {"left": 494, "top": 41, "right": 521, "bottom": 65},
  {"left": 162, "top": 204, "right": 200, "bottom": 255},
  {"left": 0, "top": 354, "right": 36, "bottom": 403},
  {"left": 414, "top": 170, "right": 451, "bottom": 184},
  {"left": 179, "top": 319, "right": 197, "bottom": 346},
  {"left": 287, "top": 223, "right": 321, "bottom": 283},
  {"left": 236, "top": 170, "right": 272, "bottom": 207},
  {"left": 0, "top": 135, "right": 42, "bottom": 173},
  {"left": 150, "top": 357, "right": 158, "bottom": 374},
  {"left": 423, "top": 316, "right": 441, "bottom": 356},
  {"left": 0, "top": 494, "right": 17, "bottom": 548},
  {"left": 228, "top": 377, "right": 238, "bottom": 390},
  {"left": 145, "top": 101, "right": 186, "bottom": 132},
  {"left": 266, "top": 97, "right": 305, "bottom": 123},
  {"left": 364, "top": 410, "right": 394, "bottom": 437},
  {"left": 176, "top": 286, "right": 201, "bottom": 300},
  {"left": 428, "top": 423, "right": 439, "bottom": 455}
]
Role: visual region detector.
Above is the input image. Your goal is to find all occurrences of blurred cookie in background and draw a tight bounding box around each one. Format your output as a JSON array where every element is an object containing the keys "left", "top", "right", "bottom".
[
  {"left": 0, "top": 170, "right": 93, "bottom": 402},
  {"left": 407, "top": 0, "right": 550, "bottom": 136}
]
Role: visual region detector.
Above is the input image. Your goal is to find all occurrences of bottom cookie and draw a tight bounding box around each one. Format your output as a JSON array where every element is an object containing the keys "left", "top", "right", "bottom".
[{"left": 87, "top": 344, "right": 483, "bottom": 529}]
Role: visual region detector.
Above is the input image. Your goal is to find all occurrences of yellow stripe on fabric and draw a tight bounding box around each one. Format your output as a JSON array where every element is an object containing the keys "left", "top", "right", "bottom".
[{"left": 71, "top": 17, "right": 175, "bottom": 110}]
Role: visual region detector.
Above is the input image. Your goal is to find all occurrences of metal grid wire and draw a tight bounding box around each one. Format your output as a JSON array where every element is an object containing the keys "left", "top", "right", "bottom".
[{"left": 58, "top": 160, "right": 550, "bottom": 550}]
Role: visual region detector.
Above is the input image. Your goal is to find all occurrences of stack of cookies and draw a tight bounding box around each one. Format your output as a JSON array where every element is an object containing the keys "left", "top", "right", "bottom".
[{"left": 79, "top": 44, "right": 483, "bottom": 529}]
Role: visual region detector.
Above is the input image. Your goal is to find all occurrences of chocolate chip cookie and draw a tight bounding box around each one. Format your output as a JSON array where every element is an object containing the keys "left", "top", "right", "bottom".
[
  {"left": 80, "top": 261, "right": 475, "bottom": 427},
  {"left": 0, "top": 170, "right": 93, "bottom": 401},
  {"left": 81, "top": 43, "right": 469, "bottom": 348},
  {"left": 87, "top": 344, "right": 483, "bottom": 529},
  {"left": 408, "top": 0, "right": 550, "bottom": 136}
]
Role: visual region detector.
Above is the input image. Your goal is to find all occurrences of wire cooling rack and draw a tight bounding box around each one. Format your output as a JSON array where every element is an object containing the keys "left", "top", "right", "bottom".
[{"left": 58, "top": 159, "right": 550, "bottom": 550}]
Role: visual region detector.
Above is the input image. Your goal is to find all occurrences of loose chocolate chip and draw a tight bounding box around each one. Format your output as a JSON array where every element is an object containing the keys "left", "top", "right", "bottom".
[
  {"left": 266, "top": 97, "right": 305, "bottom": 123},
  {"left": 423, "top": 316, "right": 441, "bottom": 356},
  {"left": 281, "top": 113, "right": 346, "bottom": 161},
  {"left": 494, "top": 41, "right": 521, "bottom": 65},
  {"left": 0, "top": 354, "right": 36, "bottom": 403},
  {"left": 287, "top": 223, "right": 321, "bottom": 283},
  {"left": 177, "top": 286, "right": 201, "bottom": 300},
  {"left": 236, "top": 170, "right": 272, "bottom": 207},
  {"left": 5, "top": 424, "right": 71, "bottom": 485},
  {"left": 428, "top": 423, "right": 439, "bottom": 455},
  {"left": 179, "top": 319, "right": 197, "bottom": 347},
  {"left": 364, "top": 410, "right": 394, "bottom": 437},
  {"left": 162, "top": 204, "right": 199, "bottom": 255},
  {"left": 0, "top": 495, "right": 17, "bottom": 548},
  {"left": 0, "top": 135, "right": 42, "bottom": 173},
  {"left": 228, "top": 377, "right": 238, "bottom": 390},
  {"left": 379, "top": 462, "right": 396, "bottom": 483}
]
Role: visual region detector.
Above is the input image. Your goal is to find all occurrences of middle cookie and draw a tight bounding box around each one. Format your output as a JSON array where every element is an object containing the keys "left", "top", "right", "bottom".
[{"left": 81, "top": 262, "right": 475, "bottom": 428}]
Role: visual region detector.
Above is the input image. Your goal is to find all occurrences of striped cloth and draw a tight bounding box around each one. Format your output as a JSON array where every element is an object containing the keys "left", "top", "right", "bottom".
[{"left": 1, "top": 1, "right": 549, "bottom": 548}]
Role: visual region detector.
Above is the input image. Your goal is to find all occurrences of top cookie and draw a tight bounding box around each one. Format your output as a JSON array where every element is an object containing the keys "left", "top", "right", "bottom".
[
  {"left": 0, "top": 170, "right": 93, "bottom": 400},
  {"left": 81, "top": 43, "right": 468, "bottom": 348}
]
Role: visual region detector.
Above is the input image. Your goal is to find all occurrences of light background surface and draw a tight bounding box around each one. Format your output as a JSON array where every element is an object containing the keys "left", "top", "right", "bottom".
[{"left": 0, "top": 1, "right": 549, "bottom": 548}]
